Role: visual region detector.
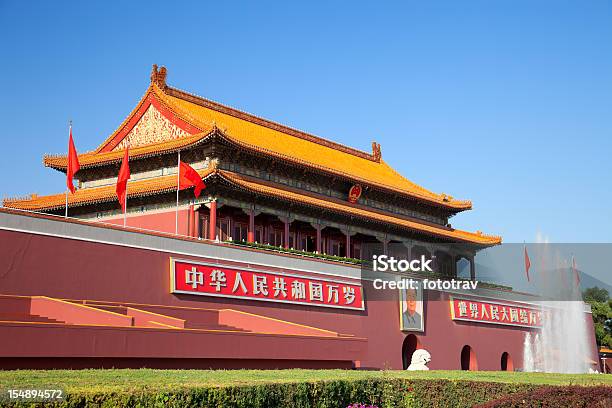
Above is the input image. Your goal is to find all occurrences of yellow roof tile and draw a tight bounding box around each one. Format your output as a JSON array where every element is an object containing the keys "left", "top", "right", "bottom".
[
  {"left": 3, "top": 168, "right": 499, "bottom": 245},
  {"left": 162, "top": 87, "right": 471, "bottom": 210},
  {"left": 44, "top": 131, "right": 212, "bottom": 169},
  {"left": 4, "top": 168, "right": 214, "bottom": 212},
  {"left": 220, "top": 171, "right": 501, "bottom": 245},
  {"left": 43, "top": 82, "right": 471, "bottom": 210}
]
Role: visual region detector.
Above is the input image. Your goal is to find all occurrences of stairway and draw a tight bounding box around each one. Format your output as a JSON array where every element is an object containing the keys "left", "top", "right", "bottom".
[
  {"left": 0, "top": 312, "right": 63, "bottom": 324},
  {"left": 184, "top": 321, "right": 246, "bottom": 331}
]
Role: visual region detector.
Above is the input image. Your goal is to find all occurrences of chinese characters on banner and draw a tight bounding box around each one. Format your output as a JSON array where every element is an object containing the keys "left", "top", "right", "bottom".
[
  {"left": 171, "top": 259, "right": 364, "bottom": 310},
  {"left": 450, "top": 297, "right": 542, "bottom": 328}
]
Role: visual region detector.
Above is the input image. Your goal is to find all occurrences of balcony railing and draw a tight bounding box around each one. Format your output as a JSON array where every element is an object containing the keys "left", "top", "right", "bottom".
[{"left": 226, "top": 240, "right": 363, "bottom": 265}]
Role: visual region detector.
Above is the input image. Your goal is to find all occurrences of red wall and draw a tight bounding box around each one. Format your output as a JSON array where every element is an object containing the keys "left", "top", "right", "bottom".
[
  {"left": 0, "top": 228, "right": 589, "bottom": 370},
  {"left": 100, "top": 208, "right": 192, "bottom": 236}
]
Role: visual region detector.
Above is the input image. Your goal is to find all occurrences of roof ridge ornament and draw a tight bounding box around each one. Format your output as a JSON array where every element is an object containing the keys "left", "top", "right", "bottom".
[
  {"left": 371, "top": 141, "right": 382, "bottom": 162},
  {"left": 151, "top": 64, "right": 167, "bottom": 89}
]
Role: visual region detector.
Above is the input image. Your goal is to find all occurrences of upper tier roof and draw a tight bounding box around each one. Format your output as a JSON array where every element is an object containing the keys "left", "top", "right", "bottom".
[{"left": 42, "top": 65, "right": 472, "bottom": 211}]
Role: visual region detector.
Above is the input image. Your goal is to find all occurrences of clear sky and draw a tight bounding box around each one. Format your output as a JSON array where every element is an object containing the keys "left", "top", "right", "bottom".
[{"left": 0, "top": 1, "right": 610, "bottom": 243}]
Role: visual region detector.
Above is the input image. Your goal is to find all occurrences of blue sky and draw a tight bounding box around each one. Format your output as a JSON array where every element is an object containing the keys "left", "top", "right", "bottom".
[{"left": 0, "top": 1, "right": 610, "bottom": 243}]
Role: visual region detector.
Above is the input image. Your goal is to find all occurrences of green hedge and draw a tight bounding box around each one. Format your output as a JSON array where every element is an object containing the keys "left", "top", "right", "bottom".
[
  {"left": 2, "top": 379, "right": 546, "bottom": 408},
  {"left": 475, "top": 385, "right": 612, "bottom": 408}
]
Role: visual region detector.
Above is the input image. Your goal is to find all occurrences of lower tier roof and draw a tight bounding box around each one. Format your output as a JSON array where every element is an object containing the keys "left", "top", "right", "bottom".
[{"left": 2, "top": 168, "right": 501, "bottom": 245}]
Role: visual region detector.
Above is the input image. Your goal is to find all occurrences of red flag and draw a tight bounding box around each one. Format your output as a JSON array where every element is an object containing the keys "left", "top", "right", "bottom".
[
  {"left": 116, "top": 147, "right": 131, "bottom": 212},
  {"left": 572, "top": 256, "right": 580, "bottom": 287},
  {"left": 66, "top": 126, "right": 80, "bottom": 193},
  {"left": 179, "top": 161, "right": 206, "bottom": 197},
  {"left": 524, "top": 245, "right": 531, "bottom": 282}
]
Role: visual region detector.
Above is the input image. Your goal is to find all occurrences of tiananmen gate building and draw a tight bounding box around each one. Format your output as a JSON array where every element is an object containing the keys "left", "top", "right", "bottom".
[{"left": 0, "top": 66, "right": 598, "bottom": 371}]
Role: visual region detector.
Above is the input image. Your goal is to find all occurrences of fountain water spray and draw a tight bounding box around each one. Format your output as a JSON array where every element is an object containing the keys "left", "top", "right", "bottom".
[
  {"left": 522, "top": 240, "right": 593, "bottom": 373},
  {"left": 523, "top": 332, "right": 535, "bottom": 372}
]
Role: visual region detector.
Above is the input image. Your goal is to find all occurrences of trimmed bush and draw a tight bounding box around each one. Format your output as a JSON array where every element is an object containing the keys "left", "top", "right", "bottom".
[
  {"left": 1, "top": 379, "right": 544, "bottom": 408},
  {"left": 474, "top": 385, "right": 612, "bottom": 408},
  {"left": 4, "top": 376, "right": 611, "bottom": 407}
]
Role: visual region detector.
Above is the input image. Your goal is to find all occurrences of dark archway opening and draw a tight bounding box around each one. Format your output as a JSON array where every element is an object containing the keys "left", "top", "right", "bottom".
[
  {"left": 401, "top": 334, "right": 421, "bottom": 369},
  {"left": 460, "top": 345, "right": 478, "bottom": 371},
  {"left": 501, "top": 352, "right": 513, "bottom": 371}
]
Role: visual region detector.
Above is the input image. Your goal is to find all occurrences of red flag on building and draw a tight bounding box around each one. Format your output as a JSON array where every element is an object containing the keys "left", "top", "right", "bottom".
[
  {"left": 116, "top": 147, "right": 131, "bottom": 213},
  {"left": 66, "top": 126, "right": 80, "bottom": 194},
  {"left": 179, "top": 161, "right": 206, "bottom": 198},
  {"left": 572, "top": 256, "right": 580, "bottom": 287},
  {"left": 524, "top": 245, "right": 531, "bottom": 282}
]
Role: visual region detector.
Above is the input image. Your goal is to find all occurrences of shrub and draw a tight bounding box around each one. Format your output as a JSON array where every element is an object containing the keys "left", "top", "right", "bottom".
[
  {"left": 2, "top": 379, "right": 606, "bottom": 408},
  {"left": 474, "top": 385, "right": 612, "bottom": 408}
]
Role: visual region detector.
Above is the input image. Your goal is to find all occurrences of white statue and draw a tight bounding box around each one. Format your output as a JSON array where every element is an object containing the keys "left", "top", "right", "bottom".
[{"left": 407, "top": 349, "right": 431, "bottom": 371}]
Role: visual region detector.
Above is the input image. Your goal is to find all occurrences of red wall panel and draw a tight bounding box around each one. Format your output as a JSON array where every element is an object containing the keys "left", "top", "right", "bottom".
[{"left": 0, "top": 228, "right": 578, "bottom": 370}]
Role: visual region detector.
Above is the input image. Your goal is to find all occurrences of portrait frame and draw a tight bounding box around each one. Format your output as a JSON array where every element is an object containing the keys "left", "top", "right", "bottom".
[{"left": 399, "top": 283, "right": 424, "bottom": 332}]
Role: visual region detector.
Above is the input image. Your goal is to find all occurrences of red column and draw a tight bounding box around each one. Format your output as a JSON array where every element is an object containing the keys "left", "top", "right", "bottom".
[
  {"left": 188, "top": 204, "right": 195, "bottom": 237},
  {"left": 209, "top": 200, "right": 217, "bottom": 241},
  {"left": 316, "top": 225, "right": 322, "bottom": 253},
  {"left": 345, "top": 233, "right": 351, "bottom": 258},
  {"left": 247, "top": 209, "right": 255, "bottom": 243},
  {"left": 195, "top": 210, "right": 201, "bottom": 238},
  {"left": 283, "top": 219, "right": 290, "bottom": 249}
]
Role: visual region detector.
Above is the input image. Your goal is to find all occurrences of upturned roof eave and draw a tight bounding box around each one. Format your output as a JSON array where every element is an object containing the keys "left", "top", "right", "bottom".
[
  {"left": 214, "top": 170, "right": 497, "bottom": 245},
  {"left": 2, "top": 168, "right": 498, "bottom": 245},
  {"left": 40, "top": 73, "right": 472, "bottom": 212},
  {"left": 43, "top": 131, "right": 214, "bottom": 171},
  {"left": 41, "top": 128, "right": 472, "bottom": 212}
]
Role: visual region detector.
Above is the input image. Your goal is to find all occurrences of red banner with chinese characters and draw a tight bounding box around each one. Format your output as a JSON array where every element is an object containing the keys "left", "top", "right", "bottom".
[
  {"left": 171, "top": 258, "right": 364, "bottom": 310},
  {"left": 450, "top": 297, "right": 542, "bottom": 328}
]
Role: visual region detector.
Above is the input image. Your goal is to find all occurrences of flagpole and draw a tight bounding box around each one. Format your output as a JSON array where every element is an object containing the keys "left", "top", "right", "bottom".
[
  {"left": 65, "top": 121, "right": 72, "bottom": 218},
  {"left": 123, "top": 181, "right": 127, "bottom": 227},
  {"left": 123, "top": 141, "right": 129, "bottom": 227},
  {"left": 175, "top": 150, "right": 181, "bottom": 235}
]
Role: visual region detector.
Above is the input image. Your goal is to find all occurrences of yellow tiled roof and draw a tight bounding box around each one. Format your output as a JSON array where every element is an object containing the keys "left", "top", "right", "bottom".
[
  {"left": 43, "top": 81, "right": 472, "bottom": 210},
  {"left": 3, "top": 167, "right": 499, "bottom": 244},
  {"left": 3, "top": 168, "right": 215, "bottom": 212},
  {"left": 43, "top": 130, "right": 213, "bottom": 169},
  {"left": 220, "top": 171, "right": 501, "bottom": 245},
  {"left": 162, "top": 86, "right": 471, "bottom": 210}
]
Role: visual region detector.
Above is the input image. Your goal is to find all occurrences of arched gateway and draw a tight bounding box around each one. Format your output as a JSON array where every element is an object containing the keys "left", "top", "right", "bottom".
[{"left": 402, "top": 334, "right": 422, "bottom": 369}]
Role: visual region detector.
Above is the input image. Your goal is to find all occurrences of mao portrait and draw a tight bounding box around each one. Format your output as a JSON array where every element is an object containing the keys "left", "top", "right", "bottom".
[{"left": 399, "top": 285, "right": 424, "bottom": 332}]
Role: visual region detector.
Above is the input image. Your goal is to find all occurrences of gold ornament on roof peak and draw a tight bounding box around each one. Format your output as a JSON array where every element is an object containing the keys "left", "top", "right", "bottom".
[
  {"left": 151, "top": 64, "right": 167, "bottom": 89},
  {"left": 371, "top": 141, "right": 382, "bottom": 162}
]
